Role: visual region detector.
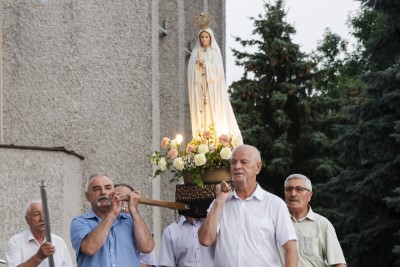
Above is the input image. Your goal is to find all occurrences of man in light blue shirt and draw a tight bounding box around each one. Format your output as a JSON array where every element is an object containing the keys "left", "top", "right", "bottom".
[
  {"left": 158, "top": 215, "right": 214, "bottom": 267},
  {"left": 70, "top": 174, "right": 154, "bottom": 267}
]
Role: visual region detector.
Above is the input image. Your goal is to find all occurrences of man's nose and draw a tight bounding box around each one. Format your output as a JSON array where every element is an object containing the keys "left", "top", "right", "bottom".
[
  {"left": 100, "top": 187, "right": 107, "bottom": 194},
  {"left": 285, "top": 188, "right": 295, "bottom": 195},
  {"left": 288, "top": 188, "right": 298, "bottom": 196},
  {"left": 232, "top": 162, "right": 242, "bottom": 169}
]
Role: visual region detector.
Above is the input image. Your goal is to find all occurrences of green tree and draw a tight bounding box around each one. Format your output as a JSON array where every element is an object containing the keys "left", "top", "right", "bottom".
[
  {"left": 320, "top": 2, "right": 400, "bottom": 265},
  {"left": 229, "top": 0, "right": 343, "bottom": 195}
]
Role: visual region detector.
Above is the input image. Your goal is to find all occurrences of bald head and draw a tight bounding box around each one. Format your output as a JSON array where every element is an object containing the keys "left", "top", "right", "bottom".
[{"left": 232, "top": 145, "right": 261, "bottom": 163}]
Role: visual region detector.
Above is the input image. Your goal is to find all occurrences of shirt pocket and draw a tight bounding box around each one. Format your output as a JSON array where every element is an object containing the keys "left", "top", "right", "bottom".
[{"left": 303, "top": 236, "right": 319, "bottom": 256}]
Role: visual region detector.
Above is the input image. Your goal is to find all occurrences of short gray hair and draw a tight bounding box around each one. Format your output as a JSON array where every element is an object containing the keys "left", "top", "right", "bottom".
[
  {"left": 25, "top": 200, "right": 42, "bottom": 217},
  {"left": 284, "top": 174, "right": 312, "bottom": 191},
  {"left": 85, "top": 173, "right": 112, "bottom": 192}
]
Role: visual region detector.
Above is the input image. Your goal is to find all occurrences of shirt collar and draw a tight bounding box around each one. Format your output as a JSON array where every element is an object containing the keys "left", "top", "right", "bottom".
[
  {"left": 24, "top": 229, "right": 45, "bottom": 245},
  {"left": 230, "top": 183, "right": 265, "bottom": 201},
  {"left": 290, "top": 205, "right": 315, "bottom": 222},
  {"left": 177, "top": 215, "right": 203, "bottom": 226},
  {"left": 305, "top": 206, "right": 316, "bottom": 221},
  {"left": 25, "top": 229, "right": 36, "bottom": 242}
]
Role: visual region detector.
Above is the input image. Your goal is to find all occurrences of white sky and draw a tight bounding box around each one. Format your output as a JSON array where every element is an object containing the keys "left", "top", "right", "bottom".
[{"left": 225, "top": 0, "right": 361, "bottom": 85}]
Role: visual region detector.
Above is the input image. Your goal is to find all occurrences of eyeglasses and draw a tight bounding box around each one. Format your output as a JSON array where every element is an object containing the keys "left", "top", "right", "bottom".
[{"left": 285, "top": 186, "right": 310, "bottom": 193}]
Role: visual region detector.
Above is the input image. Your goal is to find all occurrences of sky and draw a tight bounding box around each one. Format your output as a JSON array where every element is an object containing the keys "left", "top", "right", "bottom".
[{"left": 225, "top": 0, "right": 361, "bottom": 85}]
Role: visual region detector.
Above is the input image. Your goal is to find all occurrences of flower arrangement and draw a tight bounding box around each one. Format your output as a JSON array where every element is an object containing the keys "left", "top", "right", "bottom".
[{"left": 150, "top": 127, "right": 241, "bottom": 188}]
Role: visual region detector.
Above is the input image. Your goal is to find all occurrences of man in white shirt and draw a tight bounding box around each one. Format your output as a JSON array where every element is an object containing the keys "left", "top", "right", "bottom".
[
  {"left": 198, "top": 144, "right": 298, "bottom": 267},
  {"left": 6, "top": 200, "right": 74, "bottom": 267}
]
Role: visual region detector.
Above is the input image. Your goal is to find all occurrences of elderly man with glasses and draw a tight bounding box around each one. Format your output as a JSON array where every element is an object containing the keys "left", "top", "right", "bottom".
[{"left": 280, "top": 174, "right": 347, "bottom": 267}]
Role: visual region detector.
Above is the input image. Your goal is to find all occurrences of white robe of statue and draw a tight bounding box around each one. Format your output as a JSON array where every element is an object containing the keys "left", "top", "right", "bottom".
[{"left": 187, "top": 28, "right": 243, "bottom": 143}]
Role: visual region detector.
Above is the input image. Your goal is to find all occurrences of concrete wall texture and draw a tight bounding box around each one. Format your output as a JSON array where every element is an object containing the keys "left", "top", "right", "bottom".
[
  {"left": 0, "top": 146, "right": 83, "bottom": 262},
  {"left": 0, "top": 0, "right": 225, "bottom": 262}
]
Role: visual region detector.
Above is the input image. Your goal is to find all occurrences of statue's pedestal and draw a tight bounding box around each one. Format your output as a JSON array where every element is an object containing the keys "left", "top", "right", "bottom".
[{"left": 175, "top": 181, "right": 234, "bottom": 218}]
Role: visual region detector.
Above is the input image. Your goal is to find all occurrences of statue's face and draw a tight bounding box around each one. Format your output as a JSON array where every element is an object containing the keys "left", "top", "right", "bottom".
[{"left": 199, "top": 31, "right": 211, "bottom": 48}]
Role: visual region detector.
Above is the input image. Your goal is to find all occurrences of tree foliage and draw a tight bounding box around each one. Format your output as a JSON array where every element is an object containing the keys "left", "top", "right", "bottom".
[
  {"left": 317, "top": 1, "right": 400, "bottom": 265},
  {"left": 229, "top": 0, "right": 400, "bottom": 265},
  {"left": 229, "top": 0, "right": 345, "bottom": 196}
]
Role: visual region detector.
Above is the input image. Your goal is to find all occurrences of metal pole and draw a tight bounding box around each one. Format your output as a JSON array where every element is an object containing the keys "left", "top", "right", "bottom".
[
  {"left": 40, "top": 181, "right": 55, "bottom": 267},
  {"left": 0, "top": 0, "right": 3, "bottom": 144}
]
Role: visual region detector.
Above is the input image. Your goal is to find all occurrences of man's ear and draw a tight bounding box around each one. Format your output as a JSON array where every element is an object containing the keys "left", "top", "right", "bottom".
[
  {"left": 256, "top": 161, "right": 262, "bottom": 174},
  {"left": 308, "top": 191, "right": 313, "bottom": 202},
  {"left": 85, "top": 191, "right": 90, "bottom": 202}
]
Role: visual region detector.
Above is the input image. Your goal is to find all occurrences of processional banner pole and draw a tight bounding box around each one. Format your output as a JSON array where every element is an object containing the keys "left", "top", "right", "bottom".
[{"left": 40, "top": 180, "right": 55, "bottom": 267}]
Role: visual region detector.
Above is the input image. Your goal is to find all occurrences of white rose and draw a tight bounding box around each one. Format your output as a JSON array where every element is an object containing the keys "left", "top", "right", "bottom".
[
  {"left": 173, "top": 157, "right": 185, "bottom": 171},
  {"left": 198, "top": 144, "right": 209, "bottom": 154},
  {"left": 220, "top": 147, "right": 232, "bottom": 160},
  {"left": 170, "top": 139, "right": 178, "bottom": 149},
  {"left": 231, "top": 135, "right": 242, "bottom": 148},
  {"left": 194, "top": 153, "right": 207, "bottom": 166},
  {"left": 158, "top": 157, "right": 167, "bottom": 171}
]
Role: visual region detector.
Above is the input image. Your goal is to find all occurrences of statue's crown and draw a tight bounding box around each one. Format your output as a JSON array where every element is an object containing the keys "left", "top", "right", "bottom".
[{"left": 194, "top": 13, "right": 212, "bottom": 29}]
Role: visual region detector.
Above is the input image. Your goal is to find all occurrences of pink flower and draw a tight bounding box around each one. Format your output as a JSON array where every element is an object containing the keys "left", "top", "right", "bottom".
[
  {"left": 209, "top": 143, "right": 215, "bottom": 151},
  {"left": 186, "top": 144, "right": 197, "bottom": 154},
  {"left": 202, "top": 131, "right": 212, "bottom": 140},
  {"left": 161, "top": 137, "right": 170, "bottom": 149},
  {"left": 218, "top": 134, "right": 230, "bottom": 146},
  {"left": 167, "top": 148, "right": 178, "bottom": 160}
]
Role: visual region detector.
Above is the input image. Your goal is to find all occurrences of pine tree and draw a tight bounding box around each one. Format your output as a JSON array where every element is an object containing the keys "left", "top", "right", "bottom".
[
  {"left": 229, "top": 0, "right": 342, "bottom": 195},
  {"left": 320, "top": 2, "right": 400, "bottom": 265}
]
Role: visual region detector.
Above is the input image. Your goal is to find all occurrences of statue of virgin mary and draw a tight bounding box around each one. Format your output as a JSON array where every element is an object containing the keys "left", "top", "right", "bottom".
[{"left": 187, "top": 13, "right": 243, "bottom": 144}]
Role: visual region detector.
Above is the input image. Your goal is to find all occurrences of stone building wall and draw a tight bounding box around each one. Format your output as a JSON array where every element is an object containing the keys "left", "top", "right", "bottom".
[
  {"left": 0, "top": 0, "right": 225, "bottom": 260},
  {"left": 0, "top": 146, "right": 83, "bottom": 263}
]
